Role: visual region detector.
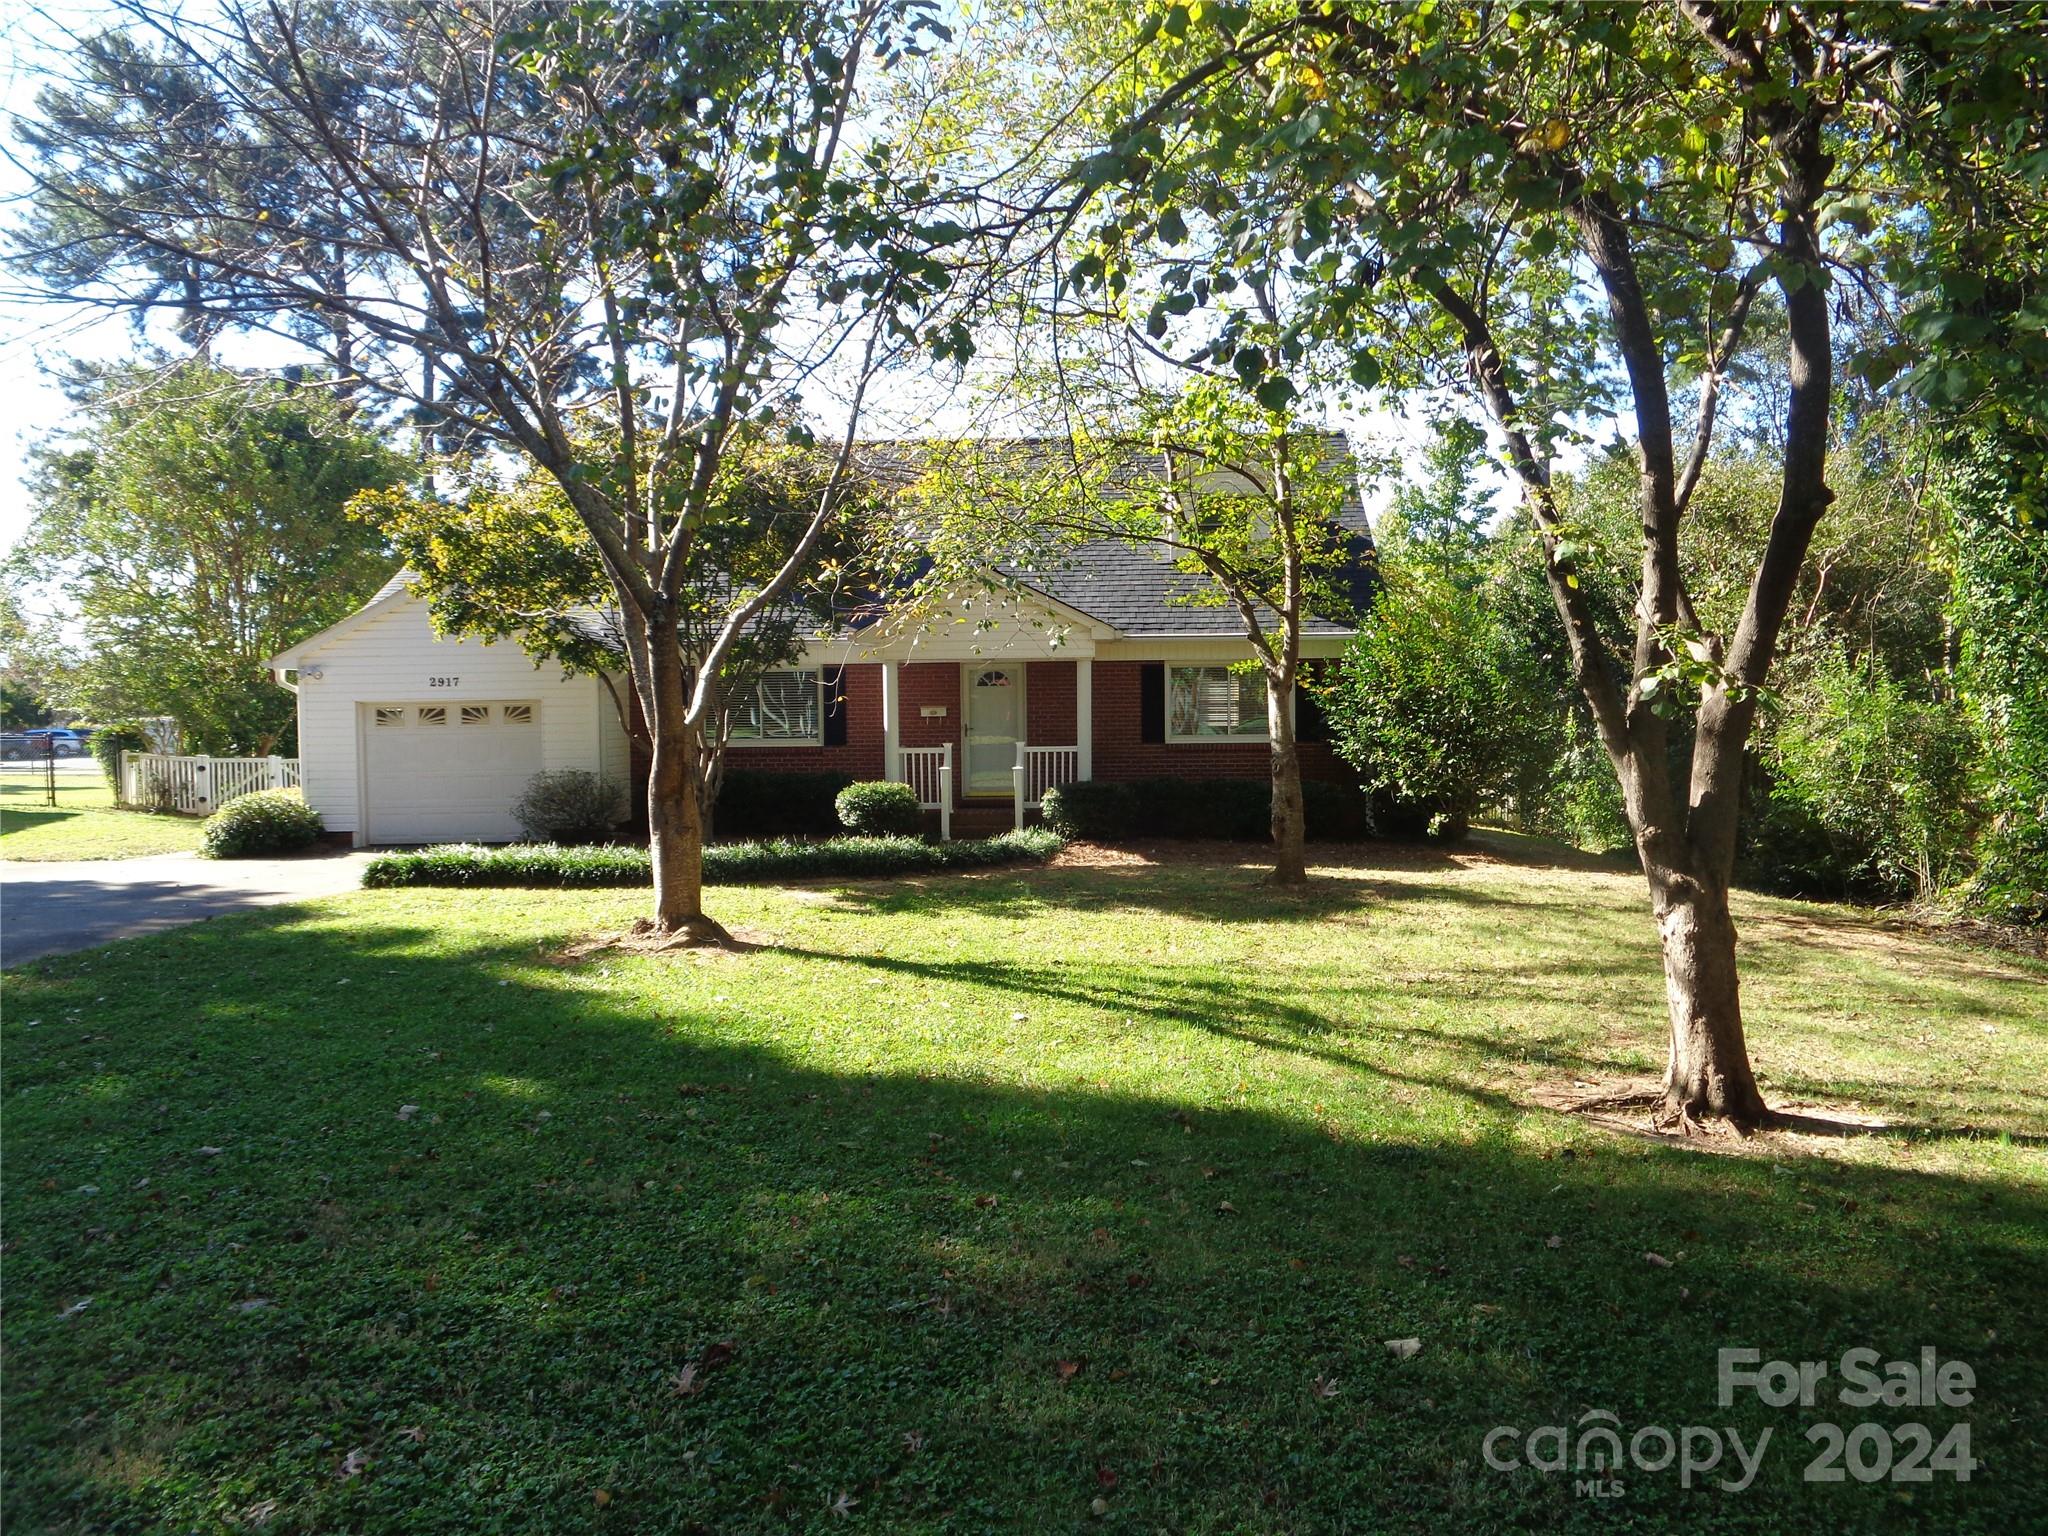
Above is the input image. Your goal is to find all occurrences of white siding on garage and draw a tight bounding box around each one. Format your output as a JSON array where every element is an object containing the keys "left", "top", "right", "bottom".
[{"left": 290, "top": 592, "right": 615, "bottom": 845}]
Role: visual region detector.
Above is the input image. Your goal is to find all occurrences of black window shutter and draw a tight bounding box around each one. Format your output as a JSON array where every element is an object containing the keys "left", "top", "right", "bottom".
[
  {"left": 821, "top": 665, "right": 848, "bottom": 747},
  {"left": 1139, "top": 662, "right": 1165, "bottom": 743},
  {"left": 1295, "top": 662, "right": 1329, "bottom": 744}
]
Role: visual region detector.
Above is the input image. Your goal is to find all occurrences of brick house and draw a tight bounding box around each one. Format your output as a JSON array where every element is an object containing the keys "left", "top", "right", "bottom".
[{"left": 269, "top": 441, "right": 1375, "bottom": 845}]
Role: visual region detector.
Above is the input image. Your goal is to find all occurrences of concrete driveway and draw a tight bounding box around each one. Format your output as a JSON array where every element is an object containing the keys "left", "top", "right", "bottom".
[{"left": 1, "top": 848, "right": 374, "bottom": 966}]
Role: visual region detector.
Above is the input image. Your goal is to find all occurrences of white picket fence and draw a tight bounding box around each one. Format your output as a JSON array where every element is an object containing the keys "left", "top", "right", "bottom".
[{"left": 121, "top": 752, "right": 301, "bottom": 815}]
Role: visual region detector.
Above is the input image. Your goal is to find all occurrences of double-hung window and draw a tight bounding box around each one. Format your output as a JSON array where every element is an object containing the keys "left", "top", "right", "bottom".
[
  {"left": 728, "top": 670, "right": 822, "bottom": 745},
  {"left": 1167, "top": 665, "right": 1268, "bottom": 740}
]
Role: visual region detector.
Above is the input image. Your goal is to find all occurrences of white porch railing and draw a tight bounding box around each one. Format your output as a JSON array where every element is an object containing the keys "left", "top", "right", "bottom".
[
  {"left": 1015, "top": 744, "right": 1080, "bottom": 830},
  {"left": 121, "top": 752, "right": 301, "bottom": 815},
  {"left": 894, "top": 743, "right": 953, "bottom": 840}
]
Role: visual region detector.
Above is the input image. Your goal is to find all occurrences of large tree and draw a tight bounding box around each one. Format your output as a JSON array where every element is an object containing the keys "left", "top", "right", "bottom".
[
  {"left": 357, "top": 427, "right": 889, "bottom": 837},
  {"left": 926, "top": 374, "right": 1365, "bottom": 884},
  {"left": 11, "top": 360, "right": 400, "bottom": 753},
  {"left": 1056, "top": 1, "right": 2034, "bottom": 1127},
  {"left": 10, "top": 0, "right": 969, "bottom": 941}
]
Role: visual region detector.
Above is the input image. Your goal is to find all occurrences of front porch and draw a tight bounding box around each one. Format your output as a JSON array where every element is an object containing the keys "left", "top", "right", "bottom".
[{"left": 879, "top": 657, "right": 1092, "bottom": 838}]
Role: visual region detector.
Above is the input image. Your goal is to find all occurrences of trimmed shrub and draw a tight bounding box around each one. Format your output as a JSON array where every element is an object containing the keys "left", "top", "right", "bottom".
[
  {"left": 1040, "top": 780, "right": 1138, "bottom": 840},
  {"left": 512, "top": 769, "right": 622, "bottom": 844},
  {"left": 717, "top": 770, "right": 854, "bottom": 839},
  {"left": 1302, "top": 779, "right": 1374, "bottom": 841},
  {"left": 201, "top": 788, "right": 323, "bottom": 858},
  {"left": 835, "top": 779, "right": 922, "bottom": 836},
  {"left": 1041, "top": 776, "right": 1372, "bottom": 843},
  {"left": 361, "top": 828, "right": 1064, "bottom": 889}
]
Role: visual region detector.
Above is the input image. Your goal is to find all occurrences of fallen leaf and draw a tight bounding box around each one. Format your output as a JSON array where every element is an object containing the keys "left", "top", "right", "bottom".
[
  {"left": 1056, "top": 1359, "right": 1081, "bottom": 1381},
  {"left": 1384, "top": 1337, "right": 1423, "bottom": 1360},
  {"left": 828, "top": 1489, "right": 858, "bottom": 1519},
  {"left": 241, "top": 1499, "right": 279, "bottom": 1527},
  {"left": 59, "top": 1297, "right": 93, "bottom": 1320},
  {"left": 1544, "top": 1235, "right": 1563, "bottom": 1249},
  {"left": 902, "top": 1429, "right": 925, "bottom": 1454},
  {"left": 398, "top": 1425, "right": 427, "bottom": 1444},
  {"left": 1096, "top": 1465, "right": 1119, "bottom": 1489},
  {"left": 1396, "top": 1253, "right": 1416, "bottom": 1268},
  {"left": 1215, "top": 1200, "right": 1237, "bottom": 1215},
  {"left": 236, "top": 1298, "right": 273, "bottom": 1314},
  {"left": 397, "top": 1105, "right": 419, "bottom": 1122},
  {"left": 1643, "top": 1251, "right": 1674, "bottom": 1268},
  {"left": 337, "top": 1447, "right": 370, "bottom": 1480},
  {"left": 973, "top": 1193, "right": 998, "bottom": 1209},
  {"left": 668, "top": 1363, "right": 702, "bottom": 1397},
  {"left": 195, "top": 1146, "right": 225, "bottom": 1157},
  {"left": 698, "top": 1339, "right": 738, "bottom": 1371},
  {"left": 592, "top": 1489, "right": 611, "bottom": 1508},
  {"left": 1312, "top": 1374, "right": 1341, "bottom": 1399},
  {"left": 1090, "top": 1496, "right": 1110, "bottom": 1517}
]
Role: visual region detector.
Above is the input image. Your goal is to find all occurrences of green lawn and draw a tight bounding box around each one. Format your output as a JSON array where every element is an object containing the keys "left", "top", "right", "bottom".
[
  {"left": 4, "top": 837, "right": 2043, "bottom": 1532},
  {"left": 0, "top": 769, "right": 203, "bottom": 860}
]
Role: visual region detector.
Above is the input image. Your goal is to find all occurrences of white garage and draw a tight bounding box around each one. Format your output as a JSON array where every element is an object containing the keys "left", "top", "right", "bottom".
[
  {"left": 361, "top": 700, "right": 544, "bottom": 845},
  {"left": 269, "top": 573, "right": 633, "bottom": 847}
]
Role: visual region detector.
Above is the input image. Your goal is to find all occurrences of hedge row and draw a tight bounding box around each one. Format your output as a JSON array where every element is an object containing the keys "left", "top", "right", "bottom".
[
  {"left": 716, "top": 770, "right": 855, "bottom": 839},
  {"left": 1040, "top": 776, "right": 1375, "bottom": 842},
  {"left": 361, "top": 828, "right": 1064, "bottom": 889}
]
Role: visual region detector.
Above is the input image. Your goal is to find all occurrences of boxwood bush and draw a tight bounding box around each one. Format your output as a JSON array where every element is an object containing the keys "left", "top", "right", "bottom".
[
  {"left": 361, "top": 828, "right": 1063, "bottom": 889},
  {"left": 1039, "top": 780, "right": 1138, "bottom": 840},
  {"left": 835, "top": 779, "right": 923, "bottom": 836},
  {"left": 1040, "top": 777, "right": 1372, "bottom": 843},
  {"left": 201, "top": 788, "right": 324, "bottom": 858},
  {"left": 716, "top": 770, "right": 854, "bottom": 838}
]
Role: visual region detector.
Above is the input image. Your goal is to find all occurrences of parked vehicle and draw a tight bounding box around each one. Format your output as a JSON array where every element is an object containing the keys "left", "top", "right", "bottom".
[
  {"left": 2, "top": 732, "right": 57, "bottom": 761},
  {"left": 24, "top": 727, "right": 91, "bottom": 757}
]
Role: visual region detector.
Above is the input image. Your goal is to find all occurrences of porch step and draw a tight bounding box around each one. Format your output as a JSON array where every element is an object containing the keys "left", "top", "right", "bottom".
[{"left": 933, "top": 804, "right": 1034, "bottom": 839}]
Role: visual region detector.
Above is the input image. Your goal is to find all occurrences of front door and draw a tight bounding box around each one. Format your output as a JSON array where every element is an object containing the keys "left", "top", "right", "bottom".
[{"left": 964, "top": 665, "right": 1023, "bottom": 795}]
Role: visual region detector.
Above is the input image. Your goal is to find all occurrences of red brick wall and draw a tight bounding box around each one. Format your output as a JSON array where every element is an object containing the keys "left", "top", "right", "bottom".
[
  {"left": 1090, "top": 660, "right": 1345, "bottom": 783},
  {"left": 899, "top": 662, "right": 961, "bottom": 753},
  {"left": 714, "top": 657, "right": 1344, "bottom": 793},
  {"left": 1026, "top": 660, "right": 1077, "bottom": 745}
]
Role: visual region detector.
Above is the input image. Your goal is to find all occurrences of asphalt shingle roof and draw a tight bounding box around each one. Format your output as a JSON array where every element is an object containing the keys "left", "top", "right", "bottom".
[{"left": 985, "top": 432, "right": 1377, "bottom": 636}]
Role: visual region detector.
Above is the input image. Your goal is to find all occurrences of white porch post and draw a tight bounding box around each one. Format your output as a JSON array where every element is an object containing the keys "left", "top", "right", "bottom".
[
  {"left": 882, "top": 660, "right": 901, "bottom": 784},
  {"left": 938, "top": 743, "right": 953, "bottom": 841},
  {"left": 1012, "top": 742, "right": 1026, "bottom": 831},
  {"left": 1075, "top": 657, "right": 1093, "bottom": 781}
]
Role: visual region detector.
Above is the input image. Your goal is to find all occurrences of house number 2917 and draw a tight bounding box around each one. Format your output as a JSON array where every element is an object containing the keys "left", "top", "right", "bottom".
[{"left": 428, "top": 676, "right": 460, "bottom": 688}]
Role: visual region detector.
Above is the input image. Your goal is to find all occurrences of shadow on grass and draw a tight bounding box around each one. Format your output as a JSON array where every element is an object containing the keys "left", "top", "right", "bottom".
[{"left": 4, "top": 908, "right": 2044, "bottom": 1534}]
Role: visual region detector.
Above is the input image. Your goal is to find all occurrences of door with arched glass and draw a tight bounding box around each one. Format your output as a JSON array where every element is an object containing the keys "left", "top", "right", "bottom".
[{"left": 964, "top": 665, "right": 1023, "bottom": 795}]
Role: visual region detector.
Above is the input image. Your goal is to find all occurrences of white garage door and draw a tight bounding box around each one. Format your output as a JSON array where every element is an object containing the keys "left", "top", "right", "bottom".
[{"left": 363, "top": 701, "right": 542, "bottom": 845}]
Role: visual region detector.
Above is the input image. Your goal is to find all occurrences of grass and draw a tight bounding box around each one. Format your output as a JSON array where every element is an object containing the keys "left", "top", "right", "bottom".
[
  {"left": 3, "top": 834, "right": 2044, "bottom": 1532},
  {"left": 0, "top": 769, "right": 202, "bottom": 861}
]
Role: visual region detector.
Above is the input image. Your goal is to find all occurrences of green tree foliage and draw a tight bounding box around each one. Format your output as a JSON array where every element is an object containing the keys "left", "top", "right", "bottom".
[
  {"left": 10, "top": 362, "right": 400, "bottom": 753},
  {"left": 1762, "top": 647, "right": 1980, "bottom": 900},
  {"left": 1944, "top": 438, "right": 2048, "bottom": 922},
  {"left": 1328, "top": 569, "right": 1544, "bottom": 841}
]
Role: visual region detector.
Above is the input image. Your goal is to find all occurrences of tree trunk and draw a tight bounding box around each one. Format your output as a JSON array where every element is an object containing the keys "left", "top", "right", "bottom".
[
  {"left": 1645, "top": 859, "right": 1767, "bottom": 1131},
  {"left": 1267, "top": 672, "right": 1308, "bottom": 886},
  {"left": 643, "top": 617, "right": 729, "bottom": 944}
]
